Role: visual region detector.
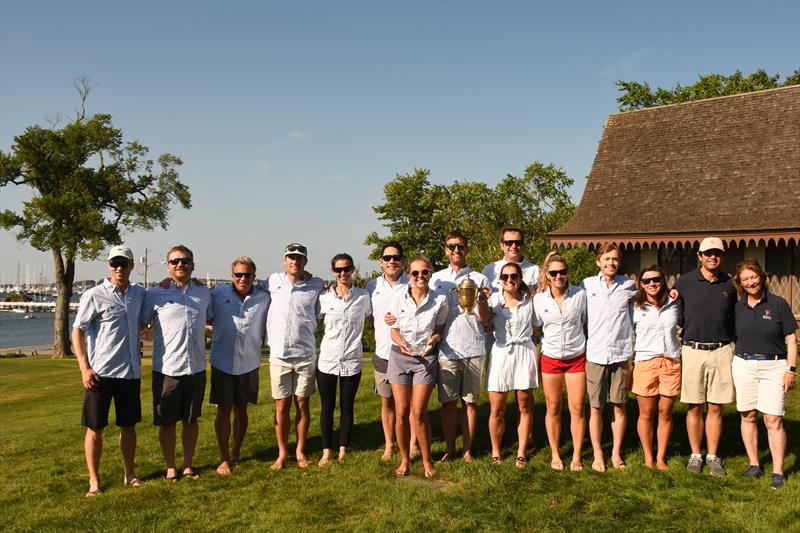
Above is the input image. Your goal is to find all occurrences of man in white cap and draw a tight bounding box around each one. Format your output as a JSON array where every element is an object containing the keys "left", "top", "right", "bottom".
[
  {"left": 266, "top": 243, "right": 324, "bottom": 469},
  {"left": 674, "top": 236, "right": 737, "bottom": 476},
  {"left": 482, "top": 225, "right": 540, "bottom": 293},
  {"left": 73, "top": 245, "right": 145, "bottom": 497}
]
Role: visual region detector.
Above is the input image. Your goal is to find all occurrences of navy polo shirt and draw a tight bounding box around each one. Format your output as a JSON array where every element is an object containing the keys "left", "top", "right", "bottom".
[
  {"left": 734, "top": 291, "right": 798, "bottom": 356},
  {"left": 674, "top": 268, "right": 736, "bottom": 343}
]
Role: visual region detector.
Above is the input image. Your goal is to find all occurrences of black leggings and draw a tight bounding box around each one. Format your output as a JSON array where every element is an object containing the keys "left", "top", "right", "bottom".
[{"left": 316, "top": 370, "right": 362, "bottom": 449}]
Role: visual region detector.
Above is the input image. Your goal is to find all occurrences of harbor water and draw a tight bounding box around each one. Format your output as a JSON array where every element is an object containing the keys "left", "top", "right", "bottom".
[{"left": 0, "top": 311, "right": 76, "bottom": 350}]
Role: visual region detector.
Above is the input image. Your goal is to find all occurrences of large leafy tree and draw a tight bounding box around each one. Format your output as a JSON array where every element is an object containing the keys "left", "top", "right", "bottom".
[
  {"left": 0, "top": 81, "right": 191, "bottom": 357},
  {"left": 616, "top": 68, "right": 799, "bottom": 111},
  {"left": 364, "top": 162, "right": 594, "bottom": 277}
]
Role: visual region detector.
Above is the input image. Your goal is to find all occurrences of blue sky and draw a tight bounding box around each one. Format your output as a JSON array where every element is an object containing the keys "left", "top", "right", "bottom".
[{"left": 1, "top": 0, "right": 798, "bottom": 284}]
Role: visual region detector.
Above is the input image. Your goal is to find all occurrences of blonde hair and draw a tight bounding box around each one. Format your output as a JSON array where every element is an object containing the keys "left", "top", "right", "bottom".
[{"left": 538, "top": 251, "right": 569, "bottom": 293}]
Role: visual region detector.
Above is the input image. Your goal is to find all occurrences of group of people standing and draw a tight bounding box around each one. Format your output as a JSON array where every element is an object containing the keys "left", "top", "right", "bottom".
[{"left": 73, "top": 229, "right": 797, "bottom": 497}]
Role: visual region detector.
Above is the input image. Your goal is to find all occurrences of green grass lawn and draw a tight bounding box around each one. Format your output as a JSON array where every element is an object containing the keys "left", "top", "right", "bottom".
[{"left": 1, "top": 355, "right": 798, "bottom": 532}]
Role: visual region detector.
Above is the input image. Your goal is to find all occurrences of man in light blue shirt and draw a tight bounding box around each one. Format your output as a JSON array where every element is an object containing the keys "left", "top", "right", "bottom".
[
  {"left": 73, "top": 245, "right": 145, "bottom": 497},
  {"left": 209, "top": 256, "right": 270, "bottom": 475},
  {"left": 141, "top": 244, "right": 212, "bottom": 481}
]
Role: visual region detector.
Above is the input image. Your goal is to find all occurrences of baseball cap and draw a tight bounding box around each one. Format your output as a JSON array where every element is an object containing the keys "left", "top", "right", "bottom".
[
  {"left": 284, "top": 243, "right": 308, "bottom": 257},
  {"left": 107, "top": 245, "right": 134, "bottom": 262},
  {"left": 699, "top": 237, "right": 725, "bottom": 253}
]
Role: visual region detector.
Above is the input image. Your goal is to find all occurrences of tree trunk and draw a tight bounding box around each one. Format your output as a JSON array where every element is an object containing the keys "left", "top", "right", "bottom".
[{"left": 52, "top": 247, "right": 76, "bottom": 358}]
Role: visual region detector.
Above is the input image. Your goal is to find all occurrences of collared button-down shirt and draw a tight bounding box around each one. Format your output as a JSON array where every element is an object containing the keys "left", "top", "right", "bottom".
[
  {"left": 366, "top": 273, "right": 410, "bottom": 360},
  {"left": 582, "top": 273, "right": 636, "bottom": 365},
  {"left": 482, "top": 259, "right": 540, "bottom": 294},
  {"left": 488, "top": 291, "right": 536, "bottom": 351},
  {"left": 390, "top": 289, "right": 449, "bottom": 354},
  {"left": 73, "top": 279, "right": 145, "bottom": 379},
  {"left": 142, "top": 280, "right": 212, "bottom": 377},
  {"left": 674, "top": 267, "right": 736, "bottom": 343},
  {"left": 209, "top": 283, "right": 270, "bottom": 375},
  {"left": 632, "top": 297, "right": 682, "bottom": 362},
  {"left": 735, "top": 291, "right": 797, "bottom": 356},
  {"left": 318, "top": 286, "right": 372, "bottom": 376},
  {"left": 431, "top": 266, "right": 489, "bottom": 360},
  {"left": 532, "top": 284, "right": 587, "bottom": 359},
  {"left": 266, "top": 272, "right": 324, "bottom": 361}
]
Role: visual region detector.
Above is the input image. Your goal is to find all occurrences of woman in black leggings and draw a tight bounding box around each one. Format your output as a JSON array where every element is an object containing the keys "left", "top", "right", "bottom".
[{"left": 316, "top": 253, "right": 373, "bottom": 466}]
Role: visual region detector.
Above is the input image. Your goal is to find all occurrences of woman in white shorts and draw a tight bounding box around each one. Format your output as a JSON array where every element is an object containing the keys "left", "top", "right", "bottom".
[
  {"left": 486, "top": 262, "right": 538, "bottom": 468},
  {"left": 388, "top": 257, "right": 448, "bottom": 478},
  {"left": 732, "top": 259, "right": 797, "bottom": 489}
]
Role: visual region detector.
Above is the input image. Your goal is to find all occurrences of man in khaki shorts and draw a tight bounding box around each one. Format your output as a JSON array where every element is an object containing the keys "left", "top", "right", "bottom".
[
  {"left": 430, "top": 231, "right": 491, "bottom": 463},
  {"left": 674, "top": 237, "right": 737, "bottom": 476},
  {"left": 266, "top": 243, "right": 324, "bottom": 469}
]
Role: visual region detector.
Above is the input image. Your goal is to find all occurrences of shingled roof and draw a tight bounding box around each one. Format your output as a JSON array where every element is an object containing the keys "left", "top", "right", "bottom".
[{"left": 551, "top": 85, "right": 800, "bottom": 249}]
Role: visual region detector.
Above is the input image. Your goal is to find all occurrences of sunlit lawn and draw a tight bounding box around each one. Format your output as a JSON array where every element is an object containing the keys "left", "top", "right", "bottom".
[{"left": 1, "top": 355, "right": 798, "bottom": 532}]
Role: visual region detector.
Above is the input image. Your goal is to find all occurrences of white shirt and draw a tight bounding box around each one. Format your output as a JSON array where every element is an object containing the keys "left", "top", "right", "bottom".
[
  {"left": 431, "top": 266, "right": 489, "bottom": 360},
  {"left": 488, "top": 291, "right": 536, "bottom": 349},
  {"left": 532, "top": 284, "right": 587, "bottom": 360},
  {"left": 266, "top": 272, "right": 324, "bottom": 361},
  {"left": 482, "top": 258, "right": 540, "bottom": 294},
  {"left": 390, "top": 289, "right": 449, "bottom": 355},
  {"left": 582, "top": 273, "right": 637, "bottom": 365},
  {"left": 73, "top": 279, "right": 145, "bottom": 379},
  {"left": 318, "top": 285, "right": 372, "bottom": 376},
  {"left": 209, "top": 283, "right": 270, "bottom": 375},
  {"left": 632, "top": 297, "right": 682, "bottom": 362},
  {"left": 366, "top": 273, "right": 410, "bottom": 360},
  {"left": 142, "top": 280, "right": 212, "bottom": 377}
]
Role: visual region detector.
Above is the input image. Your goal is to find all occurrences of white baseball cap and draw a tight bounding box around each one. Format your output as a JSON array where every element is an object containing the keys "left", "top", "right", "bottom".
[
  {"left": 107, "top": 245, "right": 134, "bottom": 262},
  {"left": 699, "top": 237, "right": 725, "bottom": 253}
]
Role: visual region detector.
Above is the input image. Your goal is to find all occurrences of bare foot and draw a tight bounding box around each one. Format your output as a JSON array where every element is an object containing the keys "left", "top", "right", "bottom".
[
  {"left": 410, "top": 448, "right": 420, "bottom": 461},
  {"left": 395, "top": 462, "right": 409, "bottom": 477},
  {"left": 296, "top": 455, "right": 310, "bottom": 469},
  {"left": 611, "top": 457, "right": 626, "bottom": 470},
  {"left": 570, "top": 460, "right": 583, "bottom": 472},
  {"left": 318, "top": 456, "right": 330, "bottom": 468},
  {"left": 463, "top": 451, "right": 474, "bottom": 464},
  {"left": 270, "top": 456, "right": 288, "bottom": 471},
  {"left": 591, "top": 460, "right": 606, "bottom": 473},
  {"left": 338, "top": 447, "right": 347, "bottom": 463},
  {"left": 656, "top": 461, "right": 670, "bottom": 471},
  {"left": 216, "top": 461, "right": 232, "bottom": 475},
  {"left": 550, "top": 458, "right": 565, "bottom": 471},
  {"left": 381, "top": 446, "right": 393, "bottom": 461},
  {"left": 423, "top": 462, "right": 436, "bottom": 478}
]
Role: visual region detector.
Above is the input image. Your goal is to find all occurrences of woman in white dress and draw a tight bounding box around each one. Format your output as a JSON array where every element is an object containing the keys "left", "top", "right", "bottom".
[{"left": 486, "top": 262, "right": 538, "bottom": 468}]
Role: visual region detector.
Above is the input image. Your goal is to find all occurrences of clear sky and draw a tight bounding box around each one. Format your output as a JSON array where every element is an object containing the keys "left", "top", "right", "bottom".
[{"left": 1, "top": 0, "right": 798, "bottom": 284}]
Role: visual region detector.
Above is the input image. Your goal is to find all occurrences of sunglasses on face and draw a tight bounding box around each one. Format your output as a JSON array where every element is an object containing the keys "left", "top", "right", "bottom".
[
  {"left": 233, "top": 272, "right": 254, "bottom": 279},
  {"left": 640, "top": 276, "right": 663, "bottom": 285},
  {"left": 410, "top": 269, "right": 430, "bottom": 278},
  {"left": 548, "top": 269, "right": 568, "bottom": 278},
  {"left": 502, "top": 239, "right": 523, "bottom": 247},
  {"left": 333, "top": 266, "right": 355, "bottom": 274},
  {"left": 382, "top": 255, "right": 402, "bottom": 263},
  {"left": 168, "top": 257, "right": 193, "bottom": 265},
  {"left": 446, "top": 243, "right": 467, "bottom": 251},
  {"left": 499, "top": 273, "right": 519, "bottom": 282},
  {"left": 109, "top": 260, "right": 132, "bottom": 269},
  {"left": 701, "top": 250, "right": 723, "bottom": 257}
]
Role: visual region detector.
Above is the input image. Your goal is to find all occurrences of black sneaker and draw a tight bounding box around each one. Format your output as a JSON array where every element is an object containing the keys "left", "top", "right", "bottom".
[
  {"left": 771, "top": 473, "right": 786, "bottom": 489},
  {"left": 743, "top": 465, "right": 764, "bottom": 479}
]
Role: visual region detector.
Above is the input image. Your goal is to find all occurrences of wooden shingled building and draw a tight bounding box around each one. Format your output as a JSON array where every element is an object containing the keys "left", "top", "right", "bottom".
[{"left": 551, "top": 85, "right": 800, "bottom": 316}]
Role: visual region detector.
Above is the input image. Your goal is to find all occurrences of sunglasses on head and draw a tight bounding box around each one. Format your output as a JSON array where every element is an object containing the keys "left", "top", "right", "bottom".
[
  {"left": 548, "top": 269, "right": 568, "bottom": 278},
  {"left": 499, "top": 273, "right": 519, "bottom": 281},
  {"left": 410, "top": 269, "right": 430, "bottom": 278},
  {"left": 333, "top": 266, "right": 355, "bottom": 274},
  {"left": 109, "top": 260, "right": 131, "bottom": 269},
  {"left": 233, "top": 272, "right": 254, "bottom": 279},
  {"left": 446, "top": 243, "right": 467, "bottom": 251},
  {"left": 285, "top": 244, "right": 307, "bottom": 255},
  {"left": 382, "top": 254, "right": 402, "bottom": 263},
  {"left": 168, "top": 257, "right": 193, "bottom": 265},
  {"left": 502, "top": 239, "right": 523, "bottom": 247},
  {"left": 640, "top": 276, "right": 663, "bottom": 285}
]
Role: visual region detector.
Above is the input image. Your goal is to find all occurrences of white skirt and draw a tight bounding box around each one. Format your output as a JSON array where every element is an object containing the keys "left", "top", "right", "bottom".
[{"left": 485, "top": 340, "right": 539, "bottom": 392}]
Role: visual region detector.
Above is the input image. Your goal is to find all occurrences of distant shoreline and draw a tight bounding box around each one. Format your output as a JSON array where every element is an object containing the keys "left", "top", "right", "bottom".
[{"left": 0, "top": 345, "right": 52, "bottom": 355}]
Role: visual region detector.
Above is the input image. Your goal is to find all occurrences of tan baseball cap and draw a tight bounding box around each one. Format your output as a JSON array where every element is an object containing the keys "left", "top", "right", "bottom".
[
  {"left": 107, "top": 245, "right": 134, "bottom": 262},
  {"left": 699, "top": 237, "right": 725, "bottom": 253}
]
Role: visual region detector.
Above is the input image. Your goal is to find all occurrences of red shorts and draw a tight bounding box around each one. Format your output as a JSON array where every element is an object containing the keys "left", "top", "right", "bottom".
[{"left": 541, "top": 353, "right": 586, "bottom": 374}]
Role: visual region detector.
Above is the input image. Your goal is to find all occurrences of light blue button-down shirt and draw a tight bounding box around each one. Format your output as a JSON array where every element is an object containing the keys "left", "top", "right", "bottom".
[
  {"left": 209, "top": 283, "right": 270, "bottom": 375},
  {"left": 73, "top": 279, "right": 145, "bottom": 379},
  {"left": 366, "top": 273, "right": 410, "bottom": 360},
  {"left": 532, "top": 284, "right": 587, "bottom": 359},
  {"left": 142, "top": 280, "right": 212, "bottom": 376},
  {"left": 582, "top": 273, "right": 636, "bottom": 365},
  {"left": 431, "top": 267, "right": 489, "bottom": 360},
  {"left": 318, "top": 286, "right": 372, "bottom": 376},
  {"left": 390, "top": 289, "right": 449, "bottom": 355},
  {"left": 266, "top": 272, "right": 324, "bottom": 361}
]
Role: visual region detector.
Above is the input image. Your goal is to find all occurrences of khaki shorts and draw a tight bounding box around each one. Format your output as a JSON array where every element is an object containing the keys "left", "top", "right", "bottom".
[
  {"left": 732, "top": 356, "right": 787, "bottom": 416},
  {"left": 586, "top": 360, "right": 630, "bottom": 409},
  {"left": 270, "top": 358, "right": 315, "bottom": 400},
  {"left": 680, "top": 344, "right": 735, "bottom": 405},
  {"left": 373, "top": 369, "right": 393, "bottom": 398},
  {"left": 437, "top": 355, "right": 484, "bottom": 404},
  {"left": 632, "top": 356, "right": 681, "bottom": 397}
]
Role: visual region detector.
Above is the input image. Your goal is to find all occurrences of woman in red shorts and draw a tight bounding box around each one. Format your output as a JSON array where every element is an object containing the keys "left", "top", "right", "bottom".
[{"left": 532, "top": 252, "right": 588, "bottom": 471}]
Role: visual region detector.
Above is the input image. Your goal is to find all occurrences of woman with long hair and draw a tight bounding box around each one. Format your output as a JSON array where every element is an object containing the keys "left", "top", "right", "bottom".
[
  {"left": 533, "top": 252, "right": 588, "bottom": 471},
  {"left": 486, "top": 262, "right": 539, "bottom": 468},
  {"left": 630, "top": 264, "right": 681, "bottom": 470}
]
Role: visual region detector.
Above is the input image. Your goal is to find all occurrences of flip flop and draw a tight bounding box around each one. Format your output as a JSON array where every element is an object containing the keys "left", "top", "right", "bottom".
[
  {"left": 612, "top": 459, "right": 627, "bottom": 470},
  {"left": 550, "top": 460, "right": 564, "bottom": 471},
  {"left": 591, "top": 461, "right": 607, "bottom": 473},
  {"left": 492, "top": 456, "right": 503, "bottom": 465},
  {"left": 182, "top": 468, "right": 200, "bottom": 480},
  {"left": 164, "top": 473, "right": 179, "bottom": 483},
  {"left": 296, "top": 457, "right": 310, "bottom": 469},
  {"left": 85, "top": 488, "right": 102, "bottom": 498},
  {"left": 570, "top": 460, "right": 584, "bottom": 472},
  {"left": 515, "top": 457, "right": 527, "bottom": 469},
  {"left": 124, "top": 477, "right": 142, "bottom": 487}
]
